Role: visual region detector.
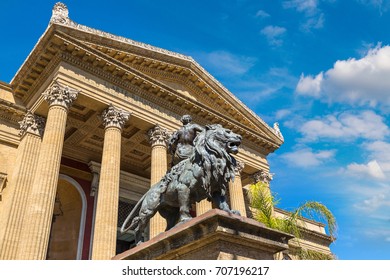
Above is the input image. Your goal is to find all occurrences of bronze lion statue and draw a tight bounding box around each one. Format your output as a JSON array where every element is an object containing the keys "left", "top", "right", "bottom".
[{"left": 120, "top": 124, "right": 242, "bottom": 244}]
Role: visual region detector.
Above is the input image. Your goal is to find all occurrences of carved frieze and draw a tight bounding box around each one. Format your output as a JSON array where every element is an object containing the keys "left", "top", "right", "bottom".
[
  {"left": 18, "top": 111, "right": 46, "bottom": 138},
  {"left": 42, "top": 81, "right": 79, "bottom": 109},
  {"left": 148, "top": 125, "right": 170, "bottom": 147},
  {"left": 101, "top": 104, "right": 130, "bottom": 130}
]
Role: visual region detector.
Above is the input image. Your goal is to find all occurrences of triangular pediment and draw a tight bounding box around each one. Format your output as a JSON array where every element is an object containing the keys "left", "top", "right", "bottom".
[
  {"left": 10, "top": 13, "right": 283, "bottom": 152},
  {"left": 75, "top": 39, "right": 246, "bottom": 123}
]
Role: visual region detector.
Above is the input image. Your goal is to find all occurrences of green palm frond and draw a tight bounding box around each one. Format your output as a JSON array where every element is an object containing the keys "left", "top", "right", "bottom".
[
  {"left": 248, "top": 183, "right": 337, "bottom": 239},
  {"left": 248, "top": 182, "right": 337, "bottom": 260},
  {"left": 296, "top": 248, "right": 335, "bottom": 260},
  {"left": 249, "top": 182, "right": 275, "bottom": 226},
  {"left": 293, "top": 201, "right": 337, "bottom": 239}
]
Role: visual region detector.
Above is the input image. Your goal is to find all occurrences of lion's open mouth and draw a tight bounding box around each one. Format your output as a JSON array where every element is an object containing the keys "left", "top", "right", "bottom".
[{"left": 227, "top": 140, "right": 241, "bottom": 154}]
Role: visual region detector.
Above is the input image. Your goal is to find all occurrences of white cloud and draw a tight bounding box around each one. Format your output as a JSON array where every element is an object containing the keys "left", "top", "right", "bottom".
[
  {"left": 197, "top": 51, "right": 256, "bottom": 76},
  {"left": 347, "top": 160, "right": 386, "bottom": 180},
  {"left": 362, "top": 193, "right": 390, "bottom": 209},
  {"left": 357, "top": 0, "right": 390, "bottom": 14},
  {"left": 283, "top": 0, "right": 320, "bottom": 15},
  {"left": 275, "top": 109, "right": 293, "bottom": 120},
  {"left": 364, "top": 141, "right": 390, "bottom": 169},
  {"left": 234, "top": 67, "right": 297, "bottom": 102},
  {"left": 363, "top": 228, "right": 390, "bottom": 243},
  {"left": 301, "top": 13, "right": 324, "bottom": 31},
  {"left": 283, "top": 0, "right": 325, "bottom": 31},
  {"left": 359, "top": 141, "right": 390, "bottom": 176},
  {"left": 355, "top": 191, "right": 390, "bottom": 212},
  {"left": 343, "top": 140, "right": 390, "bottom": 182},
  {"left": 296, "top": 72, "right": 323, "bottom": 97},
  {"left": 281, "top": 148, "right": 335, "bottom": 167},
  {"left": 299, "top": 111, "right": 389, "bottom": 142},
  {"left": 256, "top": 10, "right": 270, "bottom": 18},
  {"left": 261, "top": 25, "right": 287, "bottom": 47},
  {"left": 296, "top": 45, "right": 390, "bottom": 107}
]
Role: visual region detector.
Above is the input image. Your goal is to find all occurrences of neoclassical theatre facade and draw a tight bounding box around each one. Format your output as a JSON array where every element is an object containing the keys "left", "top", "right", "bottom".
[{"left": 0, "top": 3, "right": 333, "bottom": 260}]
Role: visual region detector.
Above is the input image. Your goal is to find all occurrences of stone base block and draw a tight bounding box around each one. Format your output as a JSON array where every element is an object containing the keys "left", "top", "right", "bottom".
[{"left": 113, "top": 209, "right": 293, "bottom": 260}]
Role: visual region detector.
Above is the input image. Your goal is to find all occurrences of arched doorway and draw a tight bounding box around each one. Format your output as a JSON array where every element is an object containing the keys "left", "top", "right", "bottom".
[{"left": 46, "top": 174, "right": 87, "bottom": 259}]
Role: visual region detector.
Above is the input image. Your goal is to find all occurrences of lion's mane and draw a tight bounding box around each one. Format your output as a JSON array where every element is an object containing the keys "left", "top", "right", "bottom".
[{"left": 192, "top": 124, "right": 236, "bottom": 197}]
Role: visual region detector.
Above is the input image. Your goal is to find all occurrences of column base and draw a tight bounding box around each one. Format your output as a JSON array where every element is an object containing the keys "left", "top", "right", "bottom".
[{"left": 113, "top": 209, "right": 293, "bottom": 260}]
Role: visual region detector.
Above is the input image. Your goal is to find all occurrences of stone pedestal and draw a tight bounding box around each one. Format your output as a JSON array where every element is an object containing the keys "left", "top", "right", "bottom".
[{"left": 113, "top": 209, "right": 293, "bottom": 260}]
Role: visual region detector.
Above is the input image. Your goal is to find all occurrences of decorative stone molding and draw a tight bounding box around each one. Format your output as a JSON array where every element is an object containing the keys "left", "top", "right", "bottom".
[
  {"left": 148, "top": 125, "right": 170, "bottom": 147},
  {"left": 42, "top": 81, "right": 79, "bottom": 109},
  {"left": 252, "top": 170, "right": 273, "bottom": 184},
  {"left": 50, "top": 2, "right": 70, "bottom": 25},
  {"left": 18, "top": 111, "right": 46, "bottom": 138},
  {"left": 273, "top": 122, "right": 284, "bottom": 141},
  {"left": 101, "top": 104, "right": 130, "bottom": 130},
  {"left": 234, "top": 161, "right": 245, "bottom": 175}
]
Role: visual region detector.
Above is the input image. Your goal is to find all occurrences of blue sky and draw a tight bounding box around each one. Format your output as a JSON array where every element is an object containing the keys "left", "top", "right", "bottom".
[{"left": 1, "top": 0, "right": 390, "bottom": 260}]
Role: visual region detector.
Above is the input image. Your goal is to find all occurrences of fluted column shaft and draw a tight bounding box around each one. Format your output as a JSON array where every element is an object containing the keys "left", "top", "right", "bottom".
[
  {"left": 0, "top": 113, "right": 44, "bottom": 259},
  {"left": 229, "top": 161, "right": 247, "bottom": 217},
  {"left": 91, "top": 105, "right": 129, "bottom": 260},
  {"left": 196, "top": 200, "right": 212, "bottom": 216},
  {"left": 148, "top": 125, "right": 170, "bottom": 239},
  {"left": 18, "top": 82, "right": 78, "bottom": 259}
]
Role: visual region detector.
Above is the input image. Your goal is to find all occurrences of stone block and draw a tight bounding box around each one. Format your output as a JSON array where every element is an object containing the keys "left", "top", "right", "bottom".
[{"left": 113, "top": 209, "right": 293, "bottom": 260}]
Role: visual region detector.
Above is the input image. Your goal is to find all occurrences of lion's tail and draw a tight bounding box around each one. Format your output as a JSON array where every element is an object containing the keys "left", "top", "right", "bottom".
[{"left": 120, "top": 193, "right": 146, "bottom": 234}]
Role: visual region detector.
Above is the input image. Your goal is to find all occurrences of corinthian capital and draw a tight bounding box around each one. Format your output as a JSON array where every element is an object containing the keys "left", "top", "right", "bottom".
[
  {"left": 43, "top": 81, "right": 79, "bottom": 109},
  {"left": 148, "top": 125, "right": 170, "bottom": 147},
  {"left": 234, "top": 160, "right": 245, "bottom": 175},
  {"left": 101, "top": 104, "right": 130, "bottom": 130},
  {"left": 19, "top": 111, "right": 46, "bottom": 138},
  {"left": 252, "top": 170, "right": 273, "bottom": 184}
]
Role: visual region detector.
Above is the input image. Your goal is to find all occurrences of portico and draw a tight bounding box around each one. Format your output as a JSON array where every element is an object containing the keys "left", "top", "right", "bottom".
[{"left": 0, "top": 3, "right": 326, "bottom": 261}]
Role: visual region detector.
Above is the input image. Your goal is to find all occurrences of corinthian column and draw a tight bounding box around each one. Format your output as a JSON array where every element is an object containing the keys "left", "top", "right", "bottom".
[
  {"left": 91, "top": 105, "right": 129, "bottom": 260},
  {"left": 148, "top": 125, "right": 170, "bottom": 239},
  {"left": 18, "top": 81, "right": 78, "bottom": 260},
  {"left": 0, "top": 112, "right": 45, "bottom": 259},
  {"left": 228, "top": 161, "right": 247, "bottom": 217}
]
